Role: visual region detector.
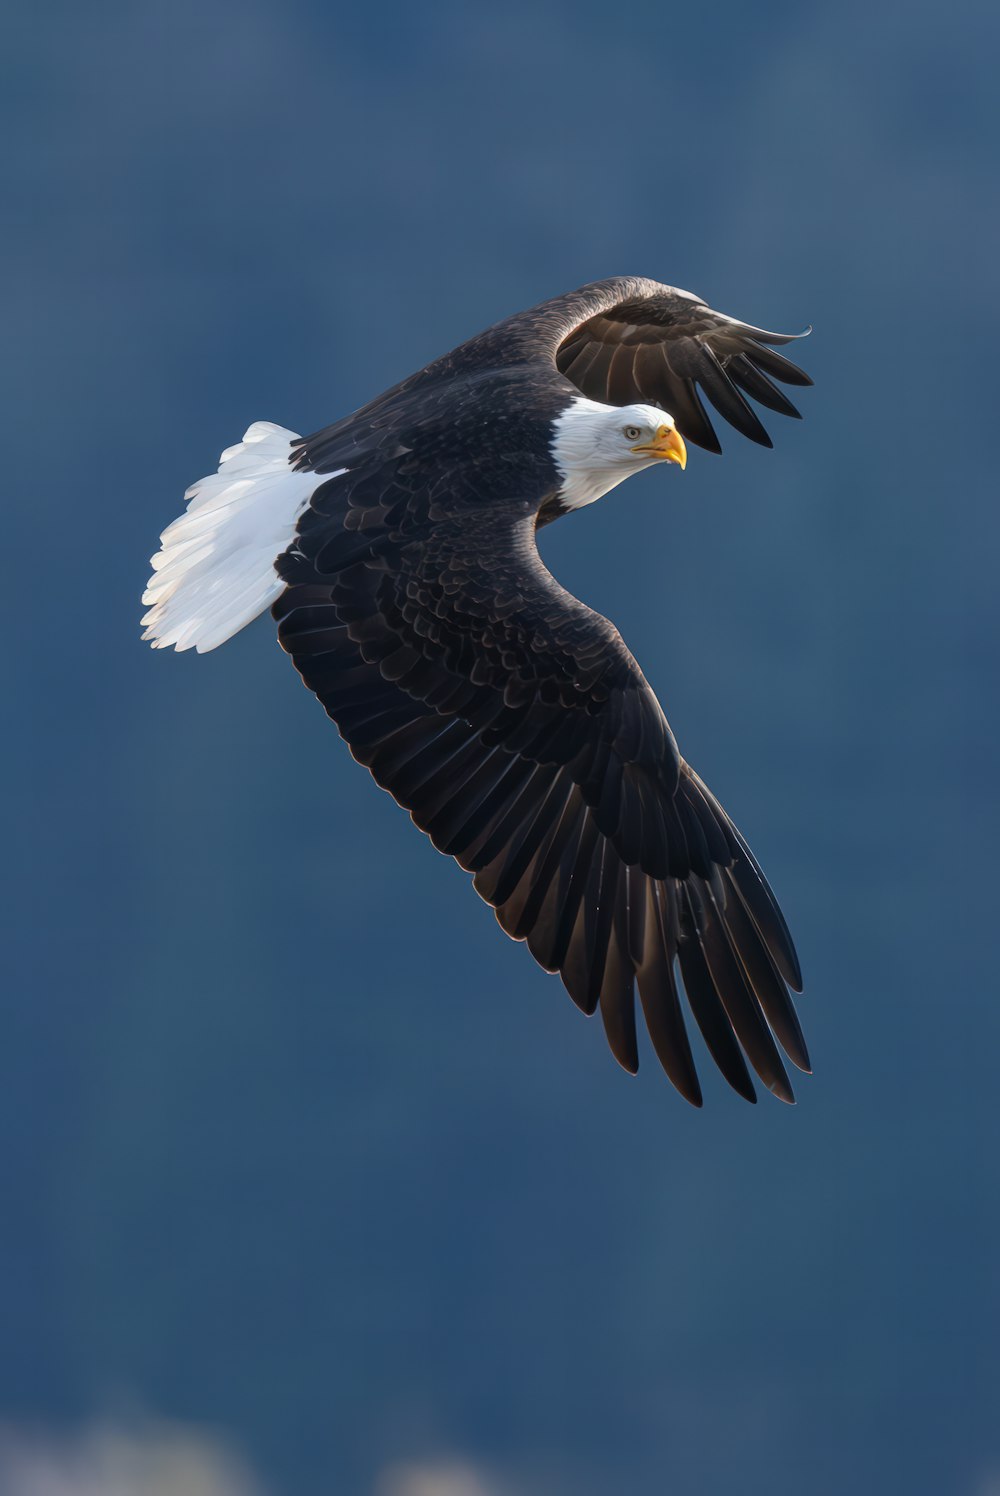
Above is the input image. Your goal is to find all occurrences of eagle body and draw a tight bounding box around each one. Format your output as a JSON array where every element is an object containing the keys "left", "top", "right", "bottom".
[{"left": 143, "top": 277, "right": 813, "bottom": 1106}]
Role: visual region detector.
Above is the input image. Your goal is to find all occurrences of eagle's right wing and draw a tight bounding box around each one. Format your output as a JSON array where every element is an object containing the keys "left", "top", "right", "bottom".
[{"left": 274, "top": 433, "right": 807, "bottom": 1105}]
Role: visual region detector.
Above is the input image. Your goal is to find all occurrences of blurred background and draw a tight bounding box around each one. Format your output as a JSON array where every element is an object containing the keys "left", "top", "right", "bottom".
[{"left": 3, "top": 1, "right": 998, "bottom": 1492}]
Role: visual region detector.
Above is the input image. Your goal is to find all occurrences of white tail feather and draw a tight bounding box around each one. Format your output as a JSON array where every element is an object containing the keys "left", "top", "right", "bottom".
[{"left": 141, "top": 422, "right": 339, "bottom": 653}]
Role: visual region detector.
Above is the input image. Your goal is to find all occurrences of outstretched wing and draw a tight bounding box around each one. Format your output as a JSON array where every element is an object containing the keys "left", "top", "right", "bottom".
[
  {"left": 451, "top": 276, "right": 810, "bottom": 454},
  {"left": 274, "top": 437, "right": 808, "bottom": 1105},
  {"left": 553, "top": 282, "right": 812, "bottom": 453}
]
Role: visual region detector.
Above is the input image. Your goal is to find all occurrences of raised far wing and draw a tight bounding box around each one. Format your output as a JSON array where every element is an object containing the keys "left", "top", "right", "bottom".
[
  {"left": 274, "top": 436, "right": 808, "bottom": 1105},
  {"left": 553, "top": 280, "right": 812, "bottom": 453}
]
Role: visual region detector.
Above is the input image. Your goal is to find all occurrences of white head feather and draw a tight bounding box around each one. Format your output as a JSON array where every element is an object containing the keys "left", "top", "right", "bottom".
[{"left": 550, "top": 397, "right": 683, "bottom": 512}]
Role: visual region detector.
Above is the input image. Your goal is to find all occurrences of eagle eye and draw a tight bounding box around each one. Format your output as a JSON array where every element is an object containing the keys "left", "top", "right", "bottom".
[{"left": 623, "top": 425, "right": 642, "bottom": 441}]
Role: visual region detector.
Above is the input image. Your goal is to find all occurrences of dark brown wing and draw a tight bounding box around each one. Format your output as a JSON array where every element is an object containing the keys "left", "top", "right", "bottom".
[
  {"left": 274, "top": 437, "right": 807, "bottom": 1105},
  {"left": 292, "top": 276, "right": 811, "bottom": 464},
  {"left": 550, "top": 280, "right": 812, "bottom": 453}
]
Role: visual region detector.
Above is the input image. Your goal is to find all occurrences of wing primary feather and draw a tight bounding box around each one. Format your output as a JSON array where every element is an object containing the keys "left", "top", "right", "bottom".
[
  {"left": 677, "top": 888, "right": 757, "bottom": 1103},
  {"left": 745, "top": 343, "right": 814, "bottom": 387},
  {"left": 727, "top": 827, "right": 803, "bottom": 991},
  {"left": 583, "top": 845, "right": 621, "bottom": 1018},
  {"left": 558, "top": 840, "right": 616, "bottom": 1017},
  {"left": 660, "top": 793, "right": 692, "bottom": 881},
  {"left": 624, "top": 863, "right": 647, "bottom": 968},
  {"left": 718, "top": 882, "right": 812, "bottom": 1074},
  {"left": 559, "top": 831, "right": 615, "bottom": 1014},
  {"left": 599, "top": 907, "right": 640, "bottom": 1074},
  {"left": 636, "top": 880, "right": 703, "bottom": 1105},
  {"left": 698, "top": 886, "right": 795, "bottom": 1103},
  {"left": 634, "top": 774, "right": 672, "bottom": 879},
  {"left": 721, "top": 319, "right": 811, "bottom": 347},
  {"left": 678, "top": 771, "right": 734, "bottom": 867},
  {"left": 696, "top": 346, "right": 774, "bottom": 447},
  {"left": 726, "top": 355, "right": 803, "bottom": 419},
  {"left": 527, "top": 802, "right": 597, "bottom": 973},
  {"left": 634, "top": 343, "right": 721, "bottom": 452},
  {"left": 676, "top": 793, "right": 716, "bottom": 881}
]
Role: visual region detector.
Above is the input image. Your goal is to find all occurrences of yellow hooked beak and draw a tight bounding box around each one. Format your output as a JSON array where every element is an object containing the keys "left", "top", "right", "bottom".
[{"left": 632, "top": 424, "right": 687, "bottom": 470}]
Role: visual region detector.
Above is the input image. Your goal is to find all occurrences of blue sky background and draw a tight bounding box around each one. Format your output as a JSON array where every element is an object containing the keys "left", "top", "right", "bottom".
[{"left": 3, "top": 2, "right": 998, "bottom": 1493}]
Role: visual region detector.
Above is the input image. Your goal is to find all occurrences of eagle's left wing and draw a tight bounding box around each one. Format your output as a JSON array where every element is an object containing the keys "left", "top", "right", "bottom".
[
  {"left": 552, "top": 283, "right": 812, "bottom": 453},
  {"left": 457, "top": 276, "right": 812, "bottom": 454}
]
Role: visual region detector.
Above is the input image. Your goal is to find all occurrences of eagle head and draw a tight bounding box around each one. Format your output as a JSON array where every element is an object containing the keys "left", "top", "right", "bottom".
[{"left": 550, "top": 398, "right": 687, "bottom": 512}]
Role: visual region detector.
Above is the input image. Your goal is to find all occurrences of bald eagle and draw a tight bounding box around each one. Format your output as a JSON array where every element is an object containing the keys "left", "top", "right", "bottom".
[{"left": 142, "top": 277, "right": 813, "bottom": 1106}]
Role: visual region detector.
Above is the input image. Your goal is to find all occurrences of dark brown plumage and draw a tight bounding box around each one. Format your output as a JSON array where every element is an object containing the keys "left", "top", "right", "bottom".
[{"left": 267, "top": 277, "right": 813, "bottom": 1105}]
